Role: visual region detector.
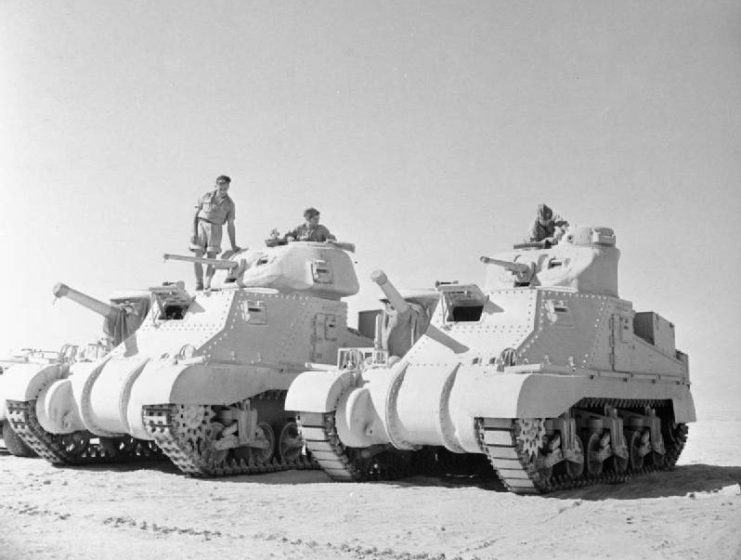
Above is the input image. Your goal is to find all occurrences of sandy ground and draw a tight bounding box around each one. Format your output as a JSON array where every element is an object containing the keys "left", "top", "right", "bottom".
[{"left": 0, "top": 417, "right": 739, "bottom": 560}]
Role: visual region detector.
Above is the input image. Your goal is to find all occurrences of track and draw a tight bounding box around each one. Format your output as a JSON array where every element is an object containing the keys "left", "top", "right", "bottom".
[
  {"left": 5, "top": 399, "right": 160, "bottom": 465},
  {"left": 297, "top": 411, "right": 415, "bottom": 482},
  {"left": 477, "top": 398, "right": 689, "bottom": 494},
  {"left": 142, "top": 391, "right": 317, "bottom": 476},
  {"left": 298, "top": 398, "right": 689, "bottom": 493}
]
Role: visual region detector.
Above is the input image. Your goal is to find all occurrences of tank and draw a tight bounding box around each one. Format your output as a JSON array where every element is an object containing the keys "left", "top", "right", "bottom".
[
  {"left": 4, "top": 241, "right": 372, "bottom": 476},
  {"left": 0, "top": 286, "right": 148, "bottom": 458},
  {"left": 286, "top": 225, "right": 696, "bottom": 493},
  {"left": 1, "top": 346, "right": 76, "bottom": 457}
]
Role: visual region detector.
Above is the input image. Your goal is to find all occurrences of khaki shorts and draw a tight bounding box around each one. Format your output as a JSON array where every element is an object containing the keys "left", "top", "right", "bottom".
[{"left": 190, "top": 219, "right": 223, "bottom": 254}]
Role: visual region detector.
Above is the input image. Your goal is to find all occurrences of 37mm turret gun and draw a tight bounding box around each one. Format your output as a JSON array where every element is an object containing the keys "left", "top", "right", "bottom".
[
  {"left": 480, "top": 256, "right": 534, "bottom": 284},
  {"left": 162, "top": 253, "right": 239, "bottom": 270}
]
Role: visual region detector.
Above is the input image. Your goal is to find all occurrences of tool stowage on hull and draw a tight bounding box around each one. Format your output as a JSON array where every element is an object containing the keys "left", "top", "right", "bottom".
[
  {"left": 286, "top": 226, "right": 695, "bottom": 493},
  {"left": 6, "top": 242, "right": 372, "bottom": 475}
]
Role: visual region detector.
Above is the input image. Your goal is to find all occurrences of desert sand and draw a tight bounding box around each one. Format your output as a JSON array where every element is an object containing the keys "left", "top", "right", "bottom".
[{"left": 0, "top": 415, "right": 739, "bottom": 560}]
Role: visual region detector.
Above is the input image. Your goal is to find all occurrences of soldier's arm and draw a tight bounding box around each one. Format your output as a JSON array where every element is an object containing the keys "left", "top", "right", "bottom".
[
  {"left": 284, "top": 225, "right": 299, "bottom": 241},
  {"left": 323, "top": 226, "right": 337, "bottom": 241},
  {"left": 225, "top": 203, "right": 239, "bottom": 251},
  {"left": 226, "top": 218, "right": 239, "bottom": 251},
  {"left": 191, "top": 199, "right": 202, "bottom": 241}
]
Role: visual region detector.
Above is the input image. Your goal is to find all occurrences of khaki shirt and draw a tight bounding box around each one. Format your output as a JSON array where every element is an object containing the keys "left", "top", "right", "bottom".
[
  {"left": 284, "top": 223, "right": 335, "bottom": 242},
  {"left": 529, "top": 216, "right": 568, "bottom": 242},
  {"left": 196, "top": 190, "right": 235, "bottom": 225}
]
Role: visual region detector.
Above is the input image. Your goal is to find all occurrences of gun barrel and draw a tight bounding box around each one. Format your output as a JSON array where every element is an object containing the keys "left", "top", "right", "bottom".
[
  {"left": 163, "top": 253, "right": 239, "bottom": 269},
  {"left": 370, "top": 270, "right": 410, "bottom": 314},
  {"left": 480, "top": 256, "right": 531, "bottom": 274},
  {"left": 52, "top": 283, "right": 119, "bottom": 320}
]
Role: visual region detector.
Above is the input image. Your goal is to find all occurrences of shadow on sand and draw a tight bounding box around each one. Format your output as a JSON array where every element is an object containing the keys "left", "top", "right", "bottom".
[
  {"left": 5, "top": 447, "right": 739, "bottom": 500},
  {"left": 207, "top": 462, "right": 741, "bottom": 499}
]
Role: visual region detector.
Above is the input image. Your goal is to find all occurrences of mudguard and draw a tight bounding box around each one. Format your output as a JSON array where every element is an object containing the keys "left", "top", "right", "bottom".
[
  {"left": 449, "top": 368, "right": 697, "bottom": 423},
  {"left": 285, "top": 369, "right": 355, "bottom": 413},
  {"left": 0, "top": 363, "right": 68, "bottom": 420}
]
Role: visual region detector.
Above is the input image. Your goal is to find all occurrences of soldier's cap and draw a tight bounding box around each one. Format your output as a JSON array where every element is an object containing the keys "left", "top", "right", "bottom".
[
  {"left": 216, "top": 175, "right": 231, "bottom": 184},
  {"left": 304, "top": 207, "right": 320, "bottom": 219}
]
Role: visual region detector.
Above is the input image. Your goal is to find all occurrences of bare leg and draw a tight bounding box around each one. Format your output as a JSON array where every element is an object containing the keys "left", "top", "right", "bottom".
[
  {"left": 194, "top": 249, "right": 205, "bottom": 290},
  {"left": 204, "top": 250, "right": 218, "bottom": 290}
]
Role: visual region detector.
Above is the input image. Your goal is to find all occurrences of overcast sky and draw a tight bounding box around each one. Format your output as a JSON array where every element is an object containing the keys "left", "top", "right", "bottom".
[{"left": 1, "top": 1, "right": 739, "bottom": 410}]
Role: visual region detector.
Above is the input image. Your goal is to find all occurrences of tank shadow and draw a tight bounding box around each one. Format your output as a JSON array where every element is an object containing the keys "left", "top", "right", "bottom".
[
  {"left": 399, "top": 464, "right": 741, "bottom": 499},
  {"left": 215, "top": 463, "right": 741, "bottom": 497},
  {"left": 60, "top": 458, "right": 179, "bottom": 475},
  {"left": 40, "top": 461, "right": 741, "bottom": 499},
  {"left": 545, "top": 464, "right": 741, "bottom": 500}
]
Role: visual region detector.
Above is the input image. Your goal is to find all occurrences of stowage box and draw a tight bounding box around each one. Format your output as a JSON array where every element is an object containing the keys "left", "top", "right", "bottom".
[{"left": 634, "top": 311, "right": 676, "bottom": 356}]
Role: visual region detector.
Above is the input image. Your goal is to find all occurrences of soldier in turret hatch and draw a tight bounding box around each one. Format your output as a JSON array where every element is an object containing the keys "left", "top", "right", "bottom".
[
  {"left": 529, "top": 203, "right": 569, "bottom": 245},
  {"left": 190, "top": 175, "right": 241, "bottom": 291},
  {"left": 284, "top": 207, "right": 337, "bottom": 243}
]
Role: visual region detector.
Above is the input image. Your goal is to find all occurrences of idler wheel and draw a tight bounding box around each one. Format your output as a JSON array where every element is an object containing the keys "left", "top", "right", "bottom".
[
  {"left": 277, "top": 421, "right": 303, "bottom": 463},
  {"left": 627, "top": 430, "right": 644, "bottom": 470},
  {"left": 584, "top": 432, "right": 603, "bottom": 476}
]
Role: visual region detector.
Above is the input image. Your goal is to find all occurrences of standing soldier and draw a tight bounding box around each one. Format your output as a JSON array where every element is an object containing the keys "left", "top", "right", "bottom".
[{"left": 190, "top": 175, "right": 240, "bottom": 290}]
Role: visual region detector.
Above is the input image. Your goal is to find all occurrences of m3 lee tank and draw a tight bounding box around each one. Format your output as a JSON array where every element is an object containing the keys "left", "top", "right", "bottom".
[
  {"left": 0, "top": 287, "right": 149, "bottom": 458},
  {"left": 286, "top": 226, "right": 695, "bottom": 493},
  {"left": 5, "top": 241, "right": 371, "bottom": 476}
]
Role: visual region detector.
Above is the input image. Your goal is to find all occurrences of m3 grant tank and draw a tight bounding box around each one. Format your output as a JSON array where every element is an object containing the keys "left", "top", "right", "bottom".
[
  {"left": 0, "top": 286, "right": 149, "bottom": 458},
  {"left": 286, "top": 226, "right": 695, "bottom": 493},
  {"left": 5, "top": 241, "right": 371, "bottom": 476}
]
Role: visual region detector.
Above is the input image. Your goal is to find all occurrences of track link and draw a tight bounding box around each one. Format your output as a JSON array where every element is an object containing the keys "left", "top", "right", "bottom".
[
  {"left": 297, "top": 411, "right": 416, "bottom": 482},
  {"left": 297, "top": 412, "right": 364, "bottom": 481},
  {"left": 142, "top": 391, "right": 316, "bottom": 477},
  {"left": 5, "top": 399, "right": 160, "bottom": 465},
  {"left": 477, "top": 399, "right": 689, "bottom": 494}
]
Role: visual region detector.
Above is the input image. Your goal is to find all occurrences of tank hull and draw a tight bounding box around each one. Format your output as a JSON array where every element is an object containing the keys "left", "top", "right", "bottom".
[{"left": 291, "top": 364, "right": 694, "bottom": 454}]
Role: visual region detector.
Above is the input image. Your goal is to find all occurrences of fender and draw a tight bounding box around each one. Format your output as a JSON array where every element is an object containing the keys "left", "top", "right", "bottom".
[
  {"left": 0, "top": 362, "right": 68, "bottom": 419},
  {"left": 285, "top": 369, "right": 356, "bottom": 413},
  {"left": 450, "top": 368, "right": 697, "bottom": 423}
]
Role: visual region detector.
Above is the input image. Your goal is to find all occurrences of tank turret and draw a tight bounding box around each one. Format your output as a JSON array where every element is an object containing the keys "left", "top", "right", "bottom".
[
  {"left": 485, "top": 225, "right": 620, "bottom": 296},
  {"left": 165, "top": 241, "right": 359, "bottom": 300},
  {"left": 4, "top": 241, "right": 372, "bottom": 476},
  {"left": 286, "top": 226, "right": 695, "bottom": 493}
]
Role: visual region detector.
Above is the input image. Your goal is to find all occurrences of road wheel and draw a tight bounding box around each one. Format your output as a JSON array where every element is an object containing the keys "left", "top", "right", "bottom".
[
  {"left": 277, "top": 421, "right": 303, "bottom": 463},
  {"left": 584, "top": 432, "right": 603, "bottom": 476},
  {"left": 564, "top": 435, "right": 584, "bottom": 479},
  {"left": 627, "top": 430, "right": 644, "bottom": 470}
]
